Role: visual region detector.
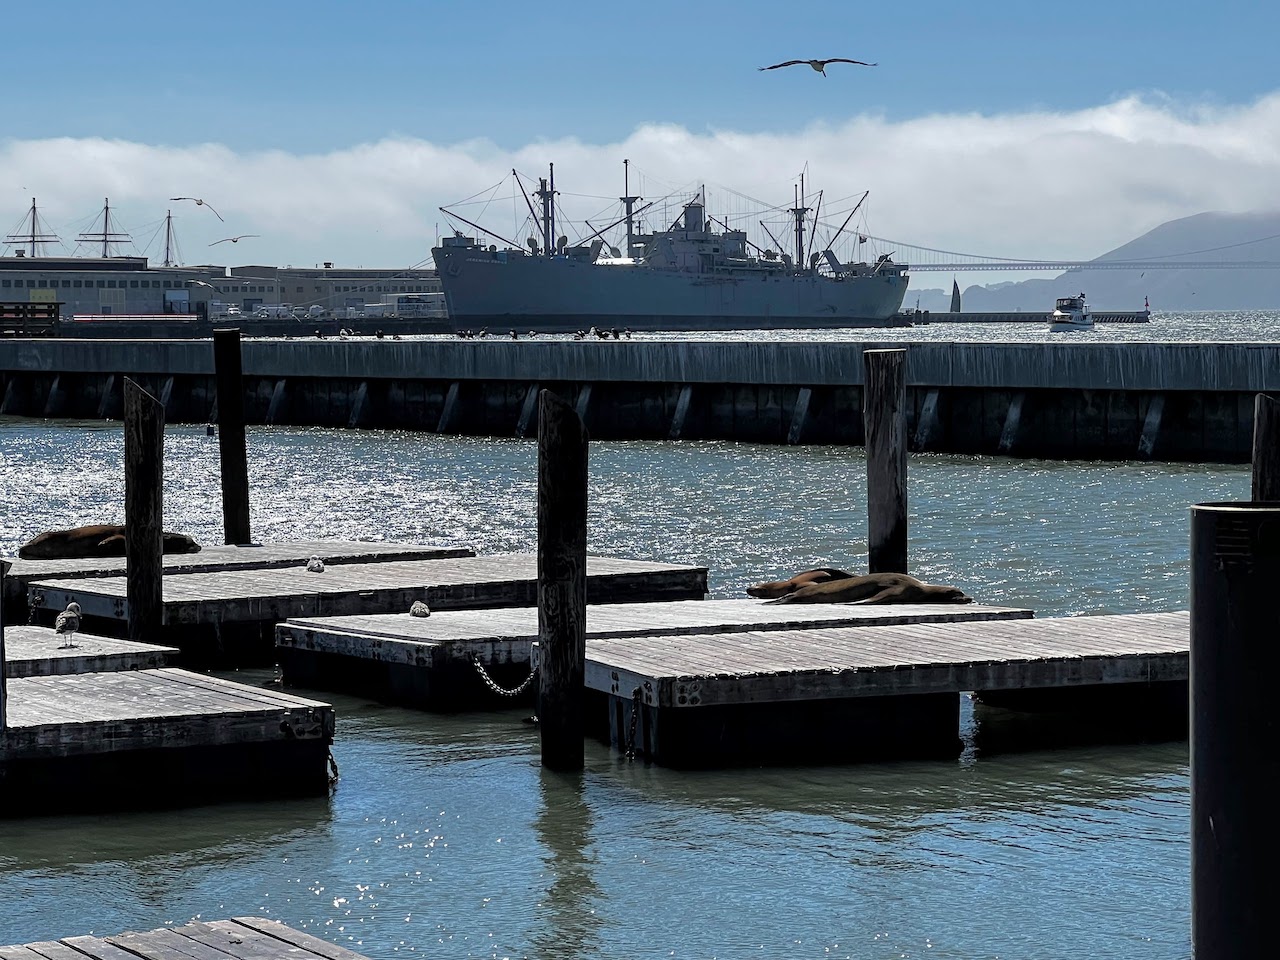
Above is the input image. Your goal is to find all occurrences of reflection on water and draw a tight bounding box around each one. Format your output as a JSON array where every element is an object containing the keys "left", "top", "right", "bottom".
[{"left": 0, "top": 421, "right": 1211, "bottom": 957}]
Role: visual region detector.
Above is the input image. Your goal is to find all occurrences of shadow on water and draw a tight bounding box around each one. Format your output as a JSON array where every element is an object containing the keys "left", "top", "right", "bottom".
[{"left": 529, "top": 771, "right": 604, "bottom": 960}]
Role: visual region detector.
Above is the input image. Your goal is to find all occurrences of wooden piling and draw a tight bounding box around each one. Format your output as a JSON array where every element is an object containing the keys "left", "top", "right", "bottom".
[
  {"left": 123, "top": 379, "right": 165, "bottom": 644},
  {"left": 863, "top": 349, "right": 908, "bottom": 574},
  {"left": 536, "top": 389, "right": 589, "bottom": 771},
  {"left": 213, "top": 328, "right": 252, "bottom": 545},
  {"left": 1190, "top": 502, "right": 1280, "bottom": 959},
  {"left": 1, "top": 558, "right": 9, "bottom": 729},
  {"left": 1251, "top": 393, "right": 1280, "bottom": 500}
]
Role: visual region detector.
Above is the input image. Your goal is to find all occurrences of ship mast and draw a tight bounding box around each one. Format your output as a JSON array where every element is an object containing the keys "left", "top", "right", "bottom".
[
  {"left": 534, "top": 171, "right": 556, "bottom": 258},
  {"left": 789, "top": 172, "right": 810, "bottom": 272},
  {"left": 621, "top": 158, "right": 642, "bottom": 258},
  {"left": 162, "top": 209, "right": 177, "bottom": 267},
  {"left": 4, "top": 198, "right": 61, "bottom": 257},
  {"left": 77, "top": 198, "right": 131, "bottom": 258}
]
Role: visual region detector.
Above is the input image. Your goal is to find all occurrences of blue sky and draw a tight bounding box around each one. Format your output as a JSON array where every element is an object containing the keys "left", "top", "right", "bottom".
[{"left": 3, "top": 0, "right": 1279, "bottom": 277}]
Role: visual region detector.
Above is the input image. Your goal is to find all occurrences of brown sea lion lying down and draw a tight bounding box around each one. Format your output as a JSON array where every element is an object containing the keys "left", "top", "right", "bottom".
[
  {"left": 765, "top": 572, "right": 972, "bottom": 605},
  {"left": 746, "top": 567, "right": 854, "bottom": 599},
  {"left": 18, "top": 524, "right": 202, "bottom": 560}
]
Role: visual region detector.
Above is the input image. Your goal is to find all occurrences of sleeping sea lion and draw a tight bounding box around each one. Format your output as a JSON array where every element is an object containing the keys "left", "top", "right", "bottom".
[
  {"left": 765, "top": 572, "right": 972, "bottom": 605},
  {"left": 18, "top": 525, "right": 202, "bottom": 560},
  {"left": 746, "top": 567, "right": 854, "bottom": 600}
]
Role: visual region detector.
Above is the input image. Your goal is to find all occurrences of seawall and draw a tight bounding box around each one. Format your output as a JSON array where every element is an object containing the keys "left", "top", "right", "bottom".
[{"left": 1, "top": 338, "right": 1273, "bottom": 461}]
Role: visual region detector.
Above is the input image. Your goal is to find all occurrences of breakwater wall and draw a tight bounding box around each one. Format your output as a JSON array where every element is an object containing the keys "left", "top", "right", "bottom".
[{"left": 1, "top": 339, "right": 1275, "bottom": 461}]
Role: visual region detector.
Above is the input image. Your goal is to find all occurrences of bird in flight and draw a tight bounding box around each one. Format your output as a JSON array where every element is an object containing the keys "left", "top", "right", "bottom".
[
  {"left": 758, "top": 58, "right": 877, "bottom": 75},
  {"left": 170, "top": 197, "right": 225, "bottom": 221},
  {"left": 209, "top": 235, "right": 259, "bottom": 246}
]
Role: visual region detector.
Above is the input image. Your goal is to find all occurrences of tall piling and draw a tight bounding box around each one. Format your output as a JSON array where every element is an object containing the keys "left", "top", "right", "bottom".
[
  {"left": 213, "top": 328, "right": 252, "bottom": 544},
  {"left": 1251, "top": 393, "right": 1280, "bottom": 500},
  {"left": 0, "top": 558, "right": 10, "bottom": 729},
  {"left": 123, "top": 378, "right": 165, "bottom": 643},
  {"left": 1189, "top": 501, "right": 1280, "bottom": 959},
  {"left": 537, "top": 388, "right": 589, "bottom": 771},
  {"left": 863, "top": 348, "right": 908, "bottom": 573}
]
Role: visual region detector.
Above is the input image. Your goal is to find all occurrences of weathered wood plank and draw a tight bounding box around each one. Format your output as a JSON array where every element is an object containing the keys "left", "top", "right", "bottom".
[
  {"left": 6, "top": 923, "right": 367, "bottom": 960},
  {"left": 584, "top": 612, "right": 1190, "bottom": 707},
  {"left": 4, "top": 625, "right": 178, "bottom": 677},
  {"left": 226, "top": 919, "right": 369, "bottom": 960}
]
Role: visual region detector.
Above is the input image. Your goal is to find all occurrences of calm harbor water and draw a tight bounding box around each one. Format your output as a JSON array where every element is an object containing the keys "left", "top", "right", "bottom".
[{"left": 0, "top": 416, "right": 1239, "bottom": 959}]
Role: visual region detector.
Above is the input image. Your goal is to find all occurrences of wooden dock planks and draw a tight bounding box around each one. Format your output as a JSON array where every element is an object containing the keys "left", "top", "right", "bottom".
[
  {"left": 3, "top": 625, "right": 179, "bottom": 678},
  {"left": 278, "top": 598, "right": 1034, "bottom": 667},
  {"left": 2, "top": 539, "right": 476, "bottom": 621},
  {"left": 3, "top": 919, "right": 371, "bottom": 960},
  {"left": 27, "top": 554, "right": 709, "bottom": 626},
  {"left": 0, "top": 670, "right": 335, "bottom": 814},
  {"left": 585, "top": 611, "right": 1189, "bottom": 708}
]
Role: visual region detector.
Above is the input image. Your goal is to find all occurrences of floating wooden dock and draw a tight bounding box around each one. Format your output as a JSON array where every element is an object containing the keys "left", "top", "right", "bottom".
[
  {"left": 26, "top": 553, "right": 707, "bottom": 666},
  {"left": 2, "top": 538, "right": 475, "bottom": 624},
  {"left": 0, "top": 668, "right": 335, "bottom": 816},
  {"left": 1, "top": 918, "right": 370, "bottom": 960},
  {"left": 585, "top": 611, "right": 1188, "bottom": 767},
  {"left": 276, "top": 598, "right": 1033, "bottom": 709},
  {"left": 3, "top": 625, "right": 178, "bottom": 677}
]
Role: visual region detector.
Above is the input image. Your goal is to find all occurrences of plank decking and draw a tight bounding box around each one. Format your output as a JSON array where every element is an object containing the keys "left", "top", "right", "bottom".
[
  {"left": 3, "top": 625, "right": 179, "bottom": 677},
  {"left": 0, "top": 918, "right": 370, "bottom": 960},
  {"left": 27, "top": 554, "right": 708, "bottom": 626},
  {"left": 275, "top": 598, "right": 1034, "bottom": 708},
  {"left": 585, "top": 611, "right": 1188, "bottom": 706},
  {"left": 0, "top": 669, "right": 335, "bottom": 814},
  {"left": 2, "top": 539, "right": 475, "bottom": 621},
  {"left": 584, "top": 611, "right": 1190, "bottom": 767}
]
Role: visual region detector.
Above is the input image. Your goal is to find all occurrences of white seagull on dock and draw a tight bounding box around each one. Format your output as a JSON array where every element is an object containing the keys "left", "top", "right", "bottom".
[
  {"left": 758, "top": 57, "right": 877, "bottom": 75},
  {"left": 55, "top": 601, "right": 81, "bottom": 649},
  {"left": 306, "top": 556, "right": 325, "bottom": 573},
  {"left": 409, "top": 600, "right": 431, "bottom": 618},
  {"left": 170, "top": 197, "right": 225, "bottom": 221}
]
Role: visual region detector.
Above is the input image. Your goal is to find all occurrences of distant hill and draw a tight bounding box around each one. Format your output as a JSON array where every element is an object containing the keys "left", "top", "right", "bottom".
[{"left": 909, "top": 211, "right": 1280, "bottom": 312}]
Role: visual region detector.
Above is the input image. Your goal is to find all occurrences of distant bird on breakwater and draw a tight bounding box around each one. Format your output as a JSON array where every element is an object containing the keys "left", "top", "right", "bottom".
[{"left": 758, "top": 58, "right": 877, "bottom": 75}]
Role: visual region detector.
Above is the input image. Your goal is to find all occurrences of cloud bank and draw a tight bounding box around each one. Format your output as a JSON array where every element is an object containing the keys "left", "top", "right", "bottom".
[{"left": 4, "top": 92, "right": 1280, "bottom": 269}]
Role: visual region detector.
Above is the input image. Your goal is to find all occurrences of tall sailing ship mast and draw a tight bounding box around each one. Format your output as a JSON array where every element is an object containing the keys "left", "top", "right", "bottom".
[
  {"left": 76, "top": 198, "right": 132, "bottom": 257},
  {"left": 3, "top": 198, "right": 61, "bottom": 257}
]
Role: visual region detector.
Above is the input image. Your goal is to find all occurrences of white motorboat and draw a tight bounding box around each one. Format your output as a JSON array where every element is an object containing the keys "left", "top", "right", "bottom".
[{"left": 1048, "top": 293, "right": 1093, "bottom": 331}]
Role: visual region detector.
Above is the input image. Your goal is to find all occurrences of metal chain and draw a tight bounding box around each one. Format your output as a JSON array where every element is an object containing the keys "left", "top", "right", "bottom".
[
  {"left": 327, "top": 749, "right": 340, "bottom": 786},
  {"left": 28, "top": 588, "right": 44, "bottom": 625},
  {"left": 624, "top": 686, "right": 643, "bottom": 760},
  {"left": 471, "top": 655, "right": 539, "bottom": 697}
]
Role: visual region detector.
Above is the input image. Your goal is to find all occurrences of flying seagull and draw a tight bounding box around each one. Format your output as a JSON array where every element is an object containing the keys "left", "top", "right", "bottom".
[
  {"left": 758, "top": 58, "right": 877, "bottom": 75},
  {"left": 55, "top": 601, "right": 81, "bottom": 649},
  {"left": 210, "top": 235, "right": 259, "bottom": 246},
  {"left": 170, "top": 197, "right": 224, "bottom": 221}
]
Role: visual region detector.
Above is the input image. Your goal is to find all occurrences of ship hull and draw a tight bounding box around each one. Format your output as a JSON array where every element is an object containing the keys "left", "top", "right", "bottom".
[{"left": 433, "top": 248, "right": 910, "bottom": 332}]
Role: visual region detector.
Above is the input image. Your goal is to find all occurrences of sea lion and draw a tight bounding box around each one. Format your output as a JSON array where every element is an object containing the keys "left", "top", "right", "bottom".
[
  {"left": 746, "top": 567, "right": 854, "bottom": 600},
  {"left": 765, "top": 572, "right": 972, "bottom": 605},
  {"left": 18, "top": 525, "right": 202, "bottom": 560}
]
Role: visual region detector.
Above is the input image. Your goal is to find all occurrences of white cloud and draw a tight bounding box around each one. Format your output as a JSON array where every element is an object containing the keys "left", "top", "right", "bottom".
[{"left": 4, "top": 92, "right": 1280, "bottom": 270}]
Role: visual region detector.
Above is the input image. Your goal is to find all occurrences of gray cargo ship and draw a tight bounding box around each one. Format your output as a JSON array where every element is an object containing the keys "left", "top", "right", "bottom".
[{"left": 432, "top": 165, "right": 910, "bottom": 332}]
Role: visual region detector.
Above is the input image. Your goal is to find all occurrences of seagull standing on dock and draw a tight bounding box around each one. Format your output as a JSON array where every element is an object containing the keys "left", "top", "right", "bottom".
[
  {"left": 758, "top": 58, "right": 877, "bottom": 75},
  {"left": 306, "top": 556, "right": 325, "bottom": 573},
  {"left": 409, "top": 600, "right": 431, "bottom": 618},
  {"left": 170, "top": 197, "right": 225, "bottom": 221},
  {"left": 55, "top": 601, "right": 81, "bottom": 649}
]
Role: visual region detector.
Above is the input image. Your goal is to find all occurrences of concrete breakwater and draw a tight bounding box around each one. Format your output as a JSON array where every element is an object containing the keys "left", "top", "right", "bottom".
[{"left": 1, "top": 338, "right": 1275, "bottom": 461}]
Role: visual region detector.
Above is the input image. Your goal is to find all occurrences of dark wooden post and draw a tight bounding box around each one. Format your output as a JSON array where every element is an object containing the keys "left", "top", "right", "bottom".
[
  {"left": 213, "top": 327, "right": 252, "bottom": 544},
  {"left": 1, "top": 558, "right": 10, "bottom": 730},
  {"left": 863, "top": 348, "right": 908, "bottom": 573},
  {"left": 123, "top": 378, "right": 165, "bottom": 643},
  {"left": 1251, "top": 393, "right": 1280, "bottom": 500},
  {"left": 1190, "top": 501, "right": 1280, "bottom": 959},
  {"left": 537, "top": 388, "right": 589, "bottom": 771}
]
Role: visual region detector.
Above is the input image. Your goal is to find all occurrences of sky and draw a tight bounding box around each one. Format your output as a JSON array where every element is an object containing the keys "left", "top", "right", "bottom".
[{"left": 4, "top": 0, "right": 1280, "bottom": 286}]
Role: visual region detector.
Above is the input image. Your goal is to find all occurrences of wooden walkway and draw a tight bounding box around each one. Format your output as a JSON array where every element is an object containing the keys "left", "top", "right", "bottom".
[
  {"left": 3, "top": 625, "right": 178, "bottom": 677},
  {"left": 0, "top": 918, "right": 370, "bottom": 960},
  {"left": 584, "top": 612, "right": 1189, "bottom": 766},
  {"left": 0, "top": 669, "right": 335, "bottom": 815},
  {"left": 27, "top": 554, "right": 708, "bottom": 626},
  {"left": 3, "top": 539, "right": 475, "bottom": 621},
  {"left": 276, "top": 598, "right": 1033, "bottom": 708}
]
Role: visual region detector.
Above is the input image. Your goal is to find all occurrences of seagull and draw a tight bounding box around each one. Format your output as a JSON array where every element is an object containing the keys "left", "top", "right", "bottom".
[
  {"left": 210, "top": 235, "right": 259, "bottom": 246},
  {"left": 306, "top": 556, "right": 325, "bottom": 573},
  {"left": 170, "top": 197, "right": 225, "bottom": 221},
  {"left": 55, "top": 601, "right": 81, "bottom": 649},
  {"left": 409, "top": 600, "right": 431, "bottom": 618},
  {"left": 758, "top": 58, "right": 878, "bottom": 75}
]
